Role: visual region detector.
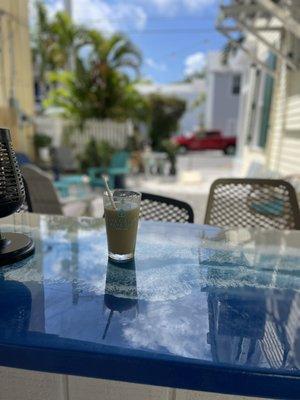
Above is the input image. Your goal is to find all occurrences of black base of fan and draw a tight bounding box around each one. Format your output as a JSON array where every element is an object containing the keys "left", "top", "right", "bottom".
[{"left": 0, "top": 233, "right": 35, "bottom": 266}]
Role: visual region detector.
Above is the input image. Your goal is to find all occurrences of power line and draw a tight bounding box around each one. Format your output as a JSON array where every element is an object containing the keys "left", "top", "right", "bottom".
[
  {"left": 144, "top": 15, "right": 217, "bottom": 20},
  {"left": 164, "top": 39, "right": 214, "bottom": 59},
  {"left": 122, "top": 28, "right": 217, "bottom": 35},
  {"left": 82, "top": 15, "right": 217, "bottom": 23}
]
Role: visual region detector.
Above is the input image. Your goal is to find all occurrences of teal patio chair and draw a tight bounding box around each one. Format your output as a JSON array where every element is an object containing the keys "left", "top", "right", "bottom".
[
  {"left": 88, "top": 151, "right": 130, "bottom": 190},
  {"left": 54, "top": 175, "right": 90, "bottom": 198}
]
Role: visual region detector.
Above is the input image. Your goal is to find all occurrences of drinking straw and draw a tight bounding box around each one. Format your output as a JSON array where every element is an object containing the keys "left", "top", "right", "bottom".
[{"left": 102, "top": 175, "right": 117, "bottom": 210}]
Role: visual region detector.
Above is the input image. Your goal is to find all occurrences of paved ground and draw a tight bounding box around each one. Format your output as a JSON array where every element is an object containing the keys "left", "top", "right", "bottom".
[
  {"left": 127, "top": 151, "right": 235, "bottom": 223},
  {"left": 71, "top": 151, "right": 235, "bottom": 223},
  {"left": 66, "top": 151, "right": 300, "bottom": 223}
]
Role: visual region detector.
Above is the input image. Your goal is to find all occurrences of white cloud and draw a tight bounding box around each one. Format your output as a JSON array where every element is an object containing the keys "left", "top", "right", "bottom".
[
  {"left": 72, "top": 0, "right": 147, "bottom": 33},
  {"left": 147, "top": 0, "right": 215, "bottom": 14},
  {"left": 151, "top": 0, "right": 175, "bottom": 14},
  {"left": 184, "top": 51, "right": 206, "bottom": 76},
  {"left": 31, "top": 0, "right": 147, "bottom": 34},
  {"left": 72, "top": 0, "right": 116, "bottom": 33},
  {"left": 145, "top": 57, "right": 167, "bottom": 71},
  {"left": 183, "top": 0, "right": 215, "bottom": 11},
  {"left": 123, "top": 298, "right": 210, "bottom": 359},
  {"left": 111, "top": 3, "right": 147, "bottom": 31}
]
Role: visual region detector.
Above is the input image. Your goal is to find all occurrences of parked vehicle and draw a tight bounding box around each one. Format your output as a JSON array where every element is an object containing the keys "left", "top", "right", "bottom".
[{"left": 173, "top": 130, "right": 236, "bottom": 155}]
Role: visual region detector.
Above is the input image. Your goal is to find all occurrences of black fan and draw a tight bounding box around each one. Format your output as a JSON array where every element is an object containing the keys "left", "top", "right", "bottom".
[{"left": 0, "top": 128, "right": 34, "bottom": 265}]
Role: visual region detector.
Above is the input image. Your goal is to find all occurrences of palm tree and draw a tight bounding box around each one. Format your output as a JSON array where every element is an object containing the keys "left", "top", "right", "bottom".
[
  {"left": 45, "top": 31, "right": 143, "bottom": 123},
  {"left": 47, "top": 11, "right": 89, "bottom": 70},
  {"left": 45, "top": 56, "right": 145, "bottom": 123},
  {"left": 86, "top": 30, "right": 142, "bottom": 77},
  {"left": 33, "top": 2, "right": 89, "bottom": 100},
  {"left": 35, "top": 4, "right": 144, "bottom": 123},
  {"left": 84, "top": 31, "right": 142, "bottom": 120}
]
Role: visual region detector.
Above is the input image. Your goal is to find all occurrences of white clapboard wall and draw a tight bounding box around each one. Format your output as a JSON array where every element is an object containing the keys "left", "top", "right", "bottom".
[{"left": 266, "top": 64, "right": 300, "bottom": 176}]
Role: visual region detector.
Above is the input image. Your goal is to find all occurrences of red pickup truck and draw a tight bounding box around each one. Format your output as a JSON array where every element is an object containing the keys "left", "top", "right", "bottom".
[{"left": 173, "top": 130, "right": 236, "bottom": 155}]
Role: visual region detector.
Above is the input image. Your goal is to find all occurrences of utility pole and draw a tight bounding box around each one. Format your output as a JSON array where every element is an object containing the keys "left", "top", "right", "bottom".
[
  {"left": 64, "top": 0, "right": 72, "bottom": 18},
  {"left": 64, "top": 0, "right": 75, "bottom": 71}
]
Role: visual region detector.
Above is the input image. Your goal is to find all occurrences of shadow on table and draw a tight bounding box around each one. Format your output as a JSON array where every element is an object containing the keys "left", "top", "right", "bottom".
[{"left": 0, "top": 273, "right": 32, "bottom": 335}]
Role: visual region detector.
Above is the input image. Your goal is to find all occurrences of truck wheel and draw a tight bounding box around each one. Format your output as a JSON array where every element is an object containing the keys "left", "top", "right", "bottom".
[{"left": 223, "top": 145, "right": 236, "bottom": 155}]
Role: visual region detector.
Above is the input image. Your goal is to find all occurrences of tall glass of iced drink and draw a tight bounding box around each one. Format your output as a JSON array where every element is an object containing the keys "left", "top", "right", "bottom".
[{"left": 103, "top": 190, "right": 141, "bottom": 262}]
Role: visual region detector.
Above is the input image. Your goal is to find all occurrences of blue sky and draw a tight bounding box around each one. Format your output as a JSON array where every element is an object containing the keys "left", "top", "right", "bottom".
[{"left": 40, "top": 0, "right": 226, "bottom": 83}]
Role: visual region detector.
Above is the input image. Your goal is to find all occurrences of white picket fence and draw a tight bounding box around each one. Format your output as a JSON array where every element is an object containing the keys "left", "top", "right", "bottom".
[{"left": 34, "top": 117, "right": 133, "bottom": 153}]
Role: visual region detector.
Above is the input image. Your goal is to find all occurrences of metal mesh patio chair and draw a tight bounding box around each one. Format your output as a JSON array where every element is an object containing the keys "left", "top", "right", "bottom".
[
  {"left": 140, "top": 192, "right": 194, "bottom": 223},
  {"left": 21, "top": 165, "right": 63, "bottom": 215},
  {"left": 204, "top": 178, "right": 300, "bottom": 230}
]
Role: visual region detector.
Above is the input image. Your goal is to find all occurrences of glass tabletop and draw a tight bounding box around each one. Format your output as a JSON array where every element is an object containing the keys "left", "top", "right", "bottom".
[{"left": 0, "top": 213, "right": 299, "bottom": 395}]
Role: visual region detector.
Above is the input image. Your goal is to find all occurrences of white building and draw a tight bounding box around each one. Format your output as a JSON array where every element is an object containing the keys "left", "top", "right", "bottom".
[
  {"left": 205, "top": 51, "right": 246, "bottom": 137},
  {"left": 217, "top": 0, "right": 300, "bottom": 178},
  {"left": 136, "top": 79, "right": 205, "bottom": 135}
]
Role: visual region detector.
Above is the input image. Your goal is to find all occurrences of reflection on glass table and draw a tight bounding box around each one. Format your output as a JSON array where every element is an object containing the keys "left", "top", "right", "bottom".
[
  {"left": 103, "top": 259, "right": 138, "bottom": 339},
  {"left": 0, "top": 213, "right": 299, "bottom": 399}
]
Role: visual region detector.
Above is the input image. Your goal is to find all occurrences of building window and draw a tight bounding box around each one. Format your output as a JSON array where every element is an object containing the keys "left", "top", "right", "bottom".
[
  {"left": 232, "top": 74, "right": 241, "bottom": 95},
  {"left": 258, "top": 54, "right": 277, "bottom": 148}
]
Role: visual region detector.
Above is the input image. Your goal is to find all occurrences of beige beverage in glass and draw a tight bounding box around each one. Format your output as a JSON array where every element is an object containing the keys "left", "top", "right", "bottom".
[{"left": 104, "top": 190, "right": 141, "bottom": 262}]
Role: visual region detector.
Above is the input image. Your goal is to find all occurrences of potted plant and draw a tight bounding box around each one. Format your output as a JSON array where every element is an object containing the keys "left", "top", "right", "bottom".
[
  {"left": 78, "top": 139, "right": 115, "bottom": 173},
  {"left": 33, "top": 133, "right": 52, "bottom": 162}
]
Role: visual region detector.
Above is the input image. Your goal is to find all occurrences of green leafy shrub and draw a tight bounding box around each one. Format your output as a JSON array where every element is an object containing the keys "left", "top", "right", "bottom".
[
  {"left": 97, "top": 140, "right": 116, "bottom": 168},
  {"left": 33, "top": 133, "right": 52, "bottom": 148},
  {"left": 78, "top": 138, "right": 115, "bottom": 172},
  {"left": 148, "top": 94, "right": 186, "bottom": 151}
]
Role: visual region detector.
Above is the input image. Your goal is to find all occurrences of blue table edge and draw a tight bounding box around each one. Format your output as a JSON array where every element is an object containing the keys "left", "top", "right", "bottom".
[{"left": 0, "top": 339, "right": 299, "bottom": 399}]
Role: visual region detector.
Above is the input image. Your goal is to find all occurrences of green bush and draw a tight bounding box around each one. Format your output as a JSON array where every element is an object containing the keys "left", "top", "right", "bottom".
[
  {"left": 78, "top": 138, "right": 115, "bottom": 172},
  {"left": 33, "top": 133, "right": 52, "bottom": 148},
  {"left": 147, "top": 94, "right": 186, "bottom": 151},
  {"left": 98, "top": 140, "right": 116, "bottom": 168}
]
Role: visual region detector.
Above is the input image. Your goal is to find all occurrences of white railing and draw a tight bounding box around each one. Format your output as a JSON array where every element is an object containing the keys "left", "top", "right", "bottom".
[{"left": 34, "top": 117, "right": 133, "bottom": 152}]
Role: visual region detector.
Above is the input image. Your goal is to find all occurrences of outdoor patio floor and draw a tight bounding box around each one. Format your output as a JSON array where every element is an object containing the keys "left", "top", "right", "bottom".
[{"left": 127, "top": 151, "right": 235, "bottom": 223}]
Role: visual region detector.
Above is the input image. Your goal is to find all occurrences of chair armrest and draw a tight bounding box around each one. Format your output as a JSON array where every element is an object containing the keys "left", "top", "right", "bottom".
[
  {"left": 108, "top": 167, "right": 130, "bottom": 175},
  {"left": 88, "top": 167, "right": 106, "bottom": 179}
]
